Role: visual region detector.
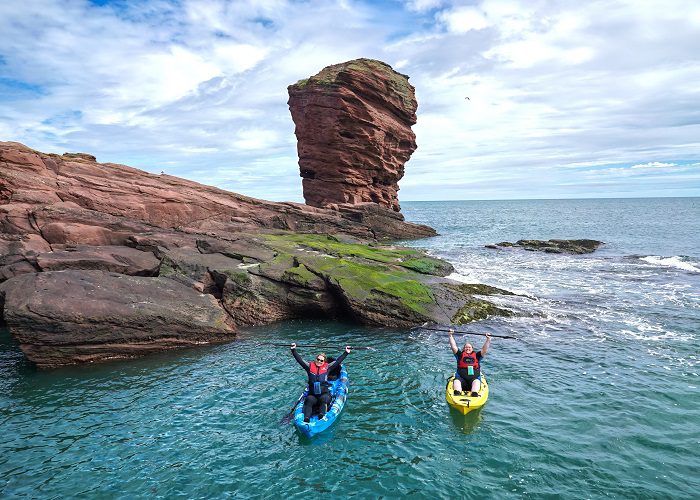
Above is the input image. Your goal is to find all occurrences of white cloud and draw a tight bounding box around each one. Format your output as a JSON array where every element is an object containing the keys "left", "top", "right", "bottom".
[
  {"left": 108, "top": 46, "right": 221, "bottom": 104},
  {"left": 0, "top": 0, "right": 699, "bottom": 202},
  {"left": 232, "top": 128, "right": 279, "bottom": 150},
  {"left": 213, "top": 43, "right": 269, "bottom": 73},
  {"left": 631, "top": 162, "right": 676, "bottom": 169},
  {"left": 437, "top": 6, "right": 491, "bottom": 33}
]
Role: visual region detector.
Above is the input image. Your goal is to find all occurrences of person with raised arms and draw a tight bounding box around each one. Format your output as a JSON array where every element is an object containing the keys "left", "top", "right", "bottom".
[
  {"left": 291, "top": 343, "right": 351, "bottom": 422},
  {"left": 448, "top": 328, "right": 490, "bottom": 396}
]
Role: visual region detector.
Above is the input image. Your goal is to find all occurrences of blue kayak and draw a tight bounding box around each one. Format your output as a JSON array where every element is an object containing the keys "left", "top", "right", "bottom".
[{"left": 292, "top": 365, "right": 349, "bottom": 437}]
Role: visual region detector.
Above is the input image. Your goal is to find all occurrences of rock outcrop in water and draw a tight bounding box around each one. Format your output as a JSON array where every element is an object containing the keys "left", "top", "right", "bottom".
[
  {"left": 288, "top": 59, "right": 417, "bottom": 212},
  {"left": 485, "top": 239, "right": 604, "bottom": 254},
  {"left": 0, "top": 141, "right": 513, "bottom": 368},
  {"left": 1, "top": 270, "right": 236, "bottom": 367}
]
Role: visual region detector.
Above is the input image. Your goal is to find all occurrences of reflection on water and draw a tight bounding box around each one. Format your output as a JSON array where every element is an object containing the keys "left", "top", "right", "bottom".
[{"left": 449, "top": 407, "right": 484, "bottom": 434}]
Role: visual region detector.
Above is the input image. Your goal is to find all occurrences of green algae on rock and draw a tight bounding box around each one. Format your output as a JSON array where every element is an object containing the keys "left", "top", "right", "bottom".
[
  {"left": 182, "top": 231, "right": 514, "bottom": 328},
  {"left": 260, "top": 233, "right": 453, "bottom": 276},
  {"left": 451, "top": 299, "right": 515, "bottom": 324}
]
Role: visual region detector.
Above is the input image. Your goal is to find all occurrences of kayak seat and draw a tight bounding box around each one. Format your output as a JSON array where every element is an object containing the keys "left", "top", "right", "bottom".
[{"left": 326, "top": 357, "right": 342, "bottom": 381}]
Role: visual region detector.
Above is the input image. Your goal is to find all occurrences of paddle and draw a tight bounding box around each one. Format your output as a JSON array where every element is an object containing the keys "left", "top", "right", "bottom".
[
  {"left": 413, "top": 325, "right": 520, "bottom": 340},
  {"left": 257, "top": 342, "right": 373, "bottom": 350},
  {"left": 280, "top": 392, "right": 305, "bottom": 425}
]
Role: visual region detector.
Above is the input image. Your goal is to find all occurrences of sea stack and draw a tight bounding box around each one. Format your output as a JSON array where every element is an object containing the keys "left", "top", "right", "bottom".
[{"left": 288, "top": 58, "right": 418, "bottom": 212}]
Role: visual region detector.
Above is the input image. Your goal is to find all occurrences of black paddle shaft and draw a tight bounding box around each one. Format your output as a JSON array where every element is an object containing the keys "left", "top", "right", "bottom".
[
  {"left": 415, "top": 326, "right": 519, "bottom": 340},
  {"left": 257, "top": 342, "right": 372, "bottom": 350}
]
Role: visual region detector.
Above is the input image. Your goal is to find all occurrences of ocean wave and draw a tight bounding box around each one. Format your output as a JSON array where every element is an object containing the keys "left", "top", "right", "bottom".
[{"left": 639, "top": 256, "right": 700, "bottom": 273}]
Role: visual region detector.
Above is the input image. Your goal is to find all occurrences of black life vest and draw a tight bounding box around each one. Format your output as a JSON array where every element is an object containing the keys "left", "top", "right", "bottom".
[
  {"left": 309, "top": 362, "right": 329, "bottom": 395},
  {"left": 457, "top": 350, "right": 480, "bottom": 378}
]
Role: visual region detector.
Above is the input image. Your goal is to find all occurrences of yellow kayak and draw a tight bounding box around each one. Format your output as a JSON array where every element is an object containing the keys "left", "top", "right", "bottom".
[{"left": 445, "top": 374, "right": 489, "bottom": 415}]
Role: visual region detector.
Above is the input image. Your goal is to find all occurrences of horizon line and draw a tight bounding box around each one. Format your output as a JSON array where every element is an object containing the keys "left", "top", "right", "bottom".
[{"left": 400, "top": 195, "right": 699, "bottom": 203}]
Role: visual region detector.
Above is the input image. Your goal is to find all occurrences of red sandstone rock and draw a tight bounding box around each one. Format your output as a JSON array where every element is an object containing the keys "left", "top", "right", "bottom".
[
  {"left": 288, "top": 58, "right": 417, "bottom": 212},
  {"left": 0, "top": 270, "right": 236, "bottom": 368},
  {"left": 0, "top": 140, "right": 442, "bottom": 368},
  {"left": 0, "top": 233, "right": 49, "bottom": 281},
  {"left": 36, "top": 245, "right": 160, "bottom": 275},
  {"left": 0, "top": 141, "right": 435, "bottom": 245}
]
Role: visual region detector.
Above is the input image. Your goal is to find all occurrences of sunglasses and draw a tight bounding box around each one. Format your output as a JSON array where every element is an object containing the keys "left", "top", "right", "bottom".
[{"left": 316, "top": 357, "right": 325, "bottom": 362}]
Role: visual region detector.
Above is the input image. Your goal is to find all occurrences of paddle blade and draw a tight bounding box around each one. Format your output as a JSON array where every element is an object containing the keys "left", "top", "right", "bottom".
[{"left": 280, "top": 393, "right": 304, "bottom": 425}]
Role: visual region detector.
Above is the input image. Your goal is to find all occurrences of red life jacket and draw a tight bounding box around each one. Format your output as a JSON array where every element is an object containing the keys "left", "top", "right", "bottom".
[
  {"left": 458, "top": 351, "right": 480, "bottom": 370},
  {"left": 457, "top": 350, "right": 480, "bottom": 378},
  {"left": 309, "top": 362, "right": 329, "bottom": 395}
]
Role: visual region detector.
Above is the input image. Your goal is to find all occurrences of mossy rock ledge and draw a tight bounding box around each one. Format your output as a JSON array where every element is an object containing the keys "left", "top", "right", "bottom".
[{"left": 172, "top": 231, "right": 516, "bottom": 328}]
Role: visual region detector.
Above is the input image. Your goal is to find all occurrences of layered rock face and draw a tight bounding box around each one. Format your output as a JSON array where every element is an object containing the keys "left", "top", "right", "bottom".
[
  {"left": 0, "top": 141, "right": 514, "bottom": 368},
  {"left": 1, "top": 271, "right": 236, "bottom": 367},
  {"left": 288, "top": 58, "right": 417, "bottom": 212},
  {"left": 0, "top": 141, "right": 434, "bottom": 242}
]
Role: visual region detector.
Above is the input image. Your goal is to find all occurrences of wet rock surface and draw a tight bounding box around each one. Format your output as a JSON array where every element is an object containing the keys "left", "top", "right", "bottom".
[{"left": 486, "top": 239, "right": 604, "bottom": 254}]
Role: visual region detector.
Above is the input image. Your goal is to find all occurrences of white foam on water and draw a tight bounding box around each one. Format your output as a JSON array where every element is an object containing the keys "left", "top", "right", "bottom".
[
  {"left": 446, "top": 271, "right": 479, "bottom": 283},
  {"left": 619, "top": 316, "right": 687, "bottom": 342},
  {"left": 640, "top": 255, "right": 700, "bottom": 273},
  {"left": 433, "top": 244, "right": 699, "bottom": 353}
]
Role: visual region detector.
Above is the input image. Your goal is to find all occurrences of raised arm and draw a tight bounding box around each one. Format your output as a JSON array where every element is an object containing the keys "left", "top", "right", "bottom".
[
  {"left": 448, "top": 329, "right": 459, "bottom": 354},
  {"left": 328, "top": 346, "right": 350, "bottom": 370},
  {"left": 480, "top": 334, "right": 491, "bottom": 357},
  {"left": 290, "top": 343, "right": 309, "bottom": 371}
]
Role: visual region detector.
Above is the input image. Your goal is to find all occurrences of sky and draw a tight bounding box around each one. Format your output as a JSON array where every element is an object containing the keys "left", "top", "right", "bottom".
[{"left": 1, "top": 0, "right": 699, "bottom": 202}]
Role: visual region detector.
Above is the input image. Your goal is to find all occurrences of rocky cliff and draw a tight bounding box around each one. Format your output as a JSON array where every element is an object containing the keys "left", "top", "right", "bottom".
[
  {"left": 0, "top": 141, "right": 434, "bottom": 242},
  {"left": 288, "top": 59, "right": 417, "bottom": 212},
  {"left": 0, "top": 142, "right": 513, "bottom": 368}
]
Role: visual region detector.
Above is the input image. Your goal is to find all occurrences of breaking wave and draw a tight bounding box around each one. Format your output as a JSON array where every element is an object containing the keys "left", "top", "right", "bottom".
[{"left": 639, "top": 255, "right": 700, "bottom": 273}]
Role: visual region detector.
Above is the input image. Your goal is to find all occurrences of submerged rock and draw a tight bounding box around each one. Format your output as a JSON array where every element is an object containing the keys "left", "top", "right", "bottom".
[
  {"left": 486, "top": 239, "right": 604, "bottom": 254},
  {"left": 288, "top": 59, "right": 417, "bottom": 212}
]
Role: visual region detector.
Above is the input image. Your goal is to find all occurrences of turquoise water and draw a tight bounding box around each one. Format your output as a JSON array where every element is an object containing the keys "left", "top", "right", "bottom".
[{"left": 2, "top": 198, "right": 699, "bottom": 498}]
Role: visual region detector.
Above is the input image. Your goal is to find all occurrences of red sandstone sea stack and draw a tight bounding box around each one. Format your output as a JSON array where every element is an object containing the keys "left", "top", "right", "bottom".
[{"left": 288, "top": 58, "right": 417, "bottom": 212}]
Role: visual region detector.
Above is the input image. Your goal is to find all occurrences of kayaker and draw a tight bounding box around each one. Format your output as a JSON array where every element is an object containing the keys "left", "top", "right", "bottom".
[
  {"left": 291, "top": 343, "right": 351, "bottom": 422},
  {"left": 448, "top": 329, "right": 490, "bottom": 396}
]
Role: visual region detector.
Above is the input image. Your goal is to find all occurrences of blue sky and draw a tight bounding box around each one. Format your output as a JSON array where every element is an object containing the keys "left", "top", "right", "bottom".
[{"left": 1, "top": 0, "right": 699, "bottom": 202}]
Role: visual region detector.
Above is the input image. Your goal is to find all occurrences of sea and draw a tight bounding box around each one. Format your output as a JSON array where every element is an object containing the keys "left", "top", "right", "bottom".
[{"left": 1, "top": 197, "right": 698, "bottom": 498}]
